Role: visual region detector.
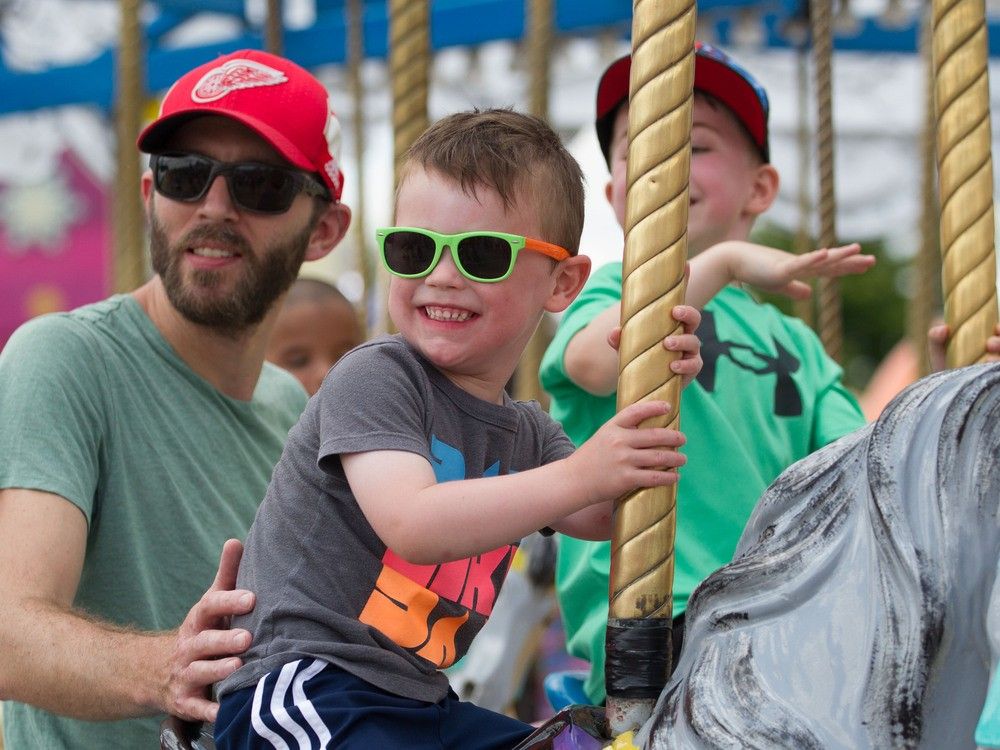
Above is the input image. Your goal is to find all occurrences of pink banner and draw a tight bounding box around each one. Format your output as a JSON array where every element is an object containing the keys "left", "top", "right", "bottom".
[{"left": 0, "top": 150, "right": 110, "bottom": 350}]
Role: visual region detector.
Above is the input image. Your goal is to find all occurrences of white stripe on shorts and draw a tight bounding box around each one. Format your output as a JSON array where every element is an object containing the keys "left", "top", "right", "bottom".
[
  {"left": 251, "top": 664, "right": 293, "bottom": 750},
  {"left": 250, "top": 659, "right": 333, "bottom": 750},
  {"left": 292, "top": 660, "right": 333, "bottom": 747},
  {"left": 272, "top": 661, "right": 312, "bottom": 749}
]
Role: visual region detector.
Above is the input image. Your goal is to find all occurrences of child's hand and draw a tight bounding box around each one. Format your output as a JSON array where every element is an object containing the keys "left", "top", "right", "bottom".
[
  {"left": 927, "top": 321, "right": 1000, "bottom": 371},
  {"left": 733, "top": 242, "right": 875, "bottom": 300},
  {"left": 927, "top": 322, "right": 949, "bottom": 372},
  {"left": 568, "top": 400, "right": 687, "bottom": 506},
  {"left": 686, "top": 240, "right": 875, "bottom": 309},
  {"left": 606, "top": 305, "right": 702, "bottom": 388},
  {"left": 665, "top": 304, "right": 701, "bottom": 388}
]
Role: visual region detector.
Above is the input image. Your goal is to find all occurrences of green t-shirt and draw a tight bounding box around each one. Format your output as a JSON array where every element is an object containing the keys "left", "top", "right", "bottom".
[
  {"left": 539, "top": 262, "right": 865, "bottom": 705},
  {"left": 0, "top": 295, "right": 307, "bottom": 750}
]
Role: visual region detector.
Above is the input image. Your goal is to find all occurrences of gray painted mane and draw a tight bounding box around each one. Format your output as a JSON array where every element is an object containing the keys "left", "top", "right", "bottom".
[{"left": 638, "top": 363, "right": 1000, "bottom": 749}]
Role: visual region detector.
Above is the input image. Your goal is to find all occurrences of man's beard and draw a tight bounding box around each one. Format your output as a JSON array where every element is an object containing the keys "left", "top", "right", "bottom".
[{"left": 149, "top": 213, "right": 310, "bottom": 336}]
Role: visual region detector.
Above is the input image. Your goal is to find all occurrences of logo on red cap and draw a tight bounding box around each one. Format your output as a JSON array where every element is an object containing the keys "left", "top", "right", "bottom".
[
  {"left": 323, "top": 108, "right": 343, "bottom": 196},
  {"left": 191, "top": 59, "right": 288, "bottom": 104}
]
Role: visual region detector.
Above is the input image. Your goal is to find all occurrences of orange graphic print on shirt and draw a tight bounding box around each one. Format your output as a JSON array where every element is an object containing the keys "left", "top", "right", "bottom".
[
  {"left": 358, "top": 546, "right": 515, "bottom": 668},
  {"left": 358, "top": 435, "right": 516, "bottom": 668}
]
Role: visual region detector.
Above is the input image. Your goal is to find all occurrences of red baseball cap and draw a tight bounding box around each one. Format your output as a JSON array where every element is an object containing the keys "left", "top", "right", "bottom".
[
  {"left": 595, "top": 41, "right": 770, "bottom": 167},
  {"left": 137, "top": 49, "right": 344, "bottom": 200}
]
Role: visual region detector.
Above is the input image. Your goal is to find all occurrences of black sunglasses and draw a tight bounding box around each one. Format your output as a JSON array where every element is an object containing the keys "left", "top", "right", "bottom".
[{"left": 150, "top": 152, "right": 330, "bottom": 214}]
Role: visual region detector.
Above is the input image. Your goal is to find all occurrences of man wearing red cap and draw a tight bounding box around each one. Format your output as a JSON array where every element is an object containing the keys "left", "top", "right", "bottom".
[
  {"left": 0, "top": 50, "right": 350, "bottom": 748},
  {"left": 540, "top": 42, "right": 869, "bottom": 706}
]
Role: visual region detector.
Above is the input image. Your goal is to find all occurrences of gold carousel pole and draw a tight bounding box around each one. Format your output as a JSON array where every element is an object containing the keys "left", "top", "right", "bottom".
[
  {"left": 349, "top": 0, "right": 373, "bottom": 335},
  {"left": 526, "top": 0, "right": 552, "bottom": 119},
  {"left": 810, "top": 0, "right": 842, "bottom": 361},
  {"left": 385, "top": 0, "right": 430, "bottom": 334},
  {"left": 113, "top": 0, "right": 146, "bottom": 293},
  {"left": 389, "top": 0, "right": 430, "bottom": 188},
  {"left": 265, "top": 0, "right": 283, "bottom": 56},
  {"left": 513, "top": 0, "right": 553, "bottom": 405},
  {"left": 931, "top": 0, "right": 998, "bottom": 368},
  {"left": 793, "top": 34, "right": 815, "bottom": 328},
  {"left": 606, "top": 0, "right": 695, "bottom": 735},
  {"left": 910, "top": 9, "right": 940, "bottom": 378}
]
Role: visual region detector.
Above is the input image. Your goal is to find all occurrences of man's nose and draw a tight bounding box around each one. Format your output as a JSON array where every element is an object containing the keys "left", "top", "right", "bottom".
[{"left": 196, "top": 175, "right": 240, "bottom": 220}]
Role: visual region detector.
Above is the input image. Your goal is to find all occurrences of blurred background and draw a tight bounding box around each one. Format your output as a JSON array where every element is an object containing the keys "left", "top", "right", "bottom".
[
  {"left": 2, "top": 0, "right": 1000, "bottom": 396},
  {"left": 4, "top": 0, "right": 1000, "bottom": 728}
]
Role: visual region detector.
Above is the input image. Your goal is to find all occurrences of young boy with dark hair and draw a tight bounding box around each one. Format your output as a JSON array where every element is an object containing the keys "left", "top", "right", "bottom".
[
  {"left": 212, "top": 108, "right": 702, "bottom": 749},
  {"left": 266, "top": 277, "right": 364, "bottom": 396},
  {"left": 540, "top": 42, "right": 875, "bottom": 706}
]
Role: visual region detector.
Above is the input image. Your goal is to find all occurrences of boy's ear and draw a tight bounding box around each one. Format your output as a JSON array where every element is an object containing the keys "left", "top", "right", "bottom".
[
  {"left": 304, "top": 201, "right": 352, "bottom": 263},
  {"left": 604, "top": 179, "right": 613, "bottom": 206},
  {"left": 744, "top": 162, "right": 780, "bottom": 217},
  {"left": 545, "top": 255, "right": 592, "bottom": 313}
]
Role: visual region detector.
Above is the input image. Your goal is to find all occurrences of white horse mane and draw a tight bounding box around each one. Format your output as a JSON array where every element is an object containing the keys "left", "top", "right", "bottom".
[{"left": 638, "top": 363, "right": 1000, "bottom": 749}]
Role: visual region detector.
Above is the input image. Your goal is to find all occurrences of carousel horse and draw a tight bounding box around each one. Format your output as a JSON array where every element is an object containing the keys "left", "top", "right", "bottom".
[{"left": 521, "top": 362, "right": 1000, "bottom": 749}]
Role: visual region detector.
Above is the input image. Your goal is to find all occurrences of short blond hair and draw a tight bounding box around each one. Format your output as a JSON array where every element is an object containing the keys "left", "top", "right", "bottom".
[{"left": 397, "top": 108, "right": 585, "bottom": 254}]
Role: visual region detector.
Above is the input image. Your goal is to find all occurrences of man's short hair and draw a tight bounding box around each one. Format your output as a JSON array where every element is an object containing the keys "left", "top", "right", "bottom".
[{"left": 398, "top": 108, "right": 585, "bottom": 255}]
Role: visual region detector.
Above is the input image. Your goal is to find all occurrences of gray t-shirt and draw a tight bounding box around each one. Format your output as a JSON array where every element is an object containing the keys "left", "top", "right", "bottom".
[{"left": 220, "top": 335, "right": 574, "bottom": 703}]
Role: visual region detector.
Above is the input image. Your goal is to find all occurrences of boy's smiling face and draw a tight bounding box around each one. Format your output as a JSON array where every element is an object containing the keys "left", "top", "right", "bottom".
[
  {"left": 389, "top": 166, "right": 589, "bottom": 401},
  {"left": 605, "top": 95, "right": 777, "bottom": 256}
]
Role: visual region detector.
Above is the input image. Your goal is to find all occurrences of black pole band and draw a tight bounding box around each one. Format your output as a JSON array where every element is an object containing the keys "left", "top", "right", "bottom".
[{"left": 605, "top": 617, "right": 673, "bottom": 699}]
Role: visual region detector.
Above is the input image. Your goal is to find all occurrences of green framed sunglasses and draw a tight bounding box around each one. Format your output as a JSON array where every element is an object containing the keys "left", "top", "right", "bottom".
[{"left": 376, "top": 227, "right": 571, "bottom": 283}]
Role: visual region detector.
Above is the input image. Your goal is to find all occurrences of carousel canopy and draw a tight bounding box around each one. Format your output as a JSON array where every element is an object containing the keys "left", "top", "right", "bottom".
[{"left": 2, "top": 0, "right": 999, "bottom": 116}]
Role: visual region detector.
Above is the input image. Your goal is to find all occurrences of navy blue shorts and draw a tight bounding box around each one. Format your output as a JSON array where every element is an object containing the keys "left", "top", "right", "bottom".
[{"left": 215, "top": 658, "right": 534, "bottom": 749}]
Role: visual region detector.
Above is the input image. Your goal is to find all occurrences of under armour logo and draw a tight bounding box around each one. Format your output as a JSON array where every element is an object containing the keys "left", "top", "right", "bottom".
[{"left": 697, "top": 310, "right": 803, "bottom": 417}]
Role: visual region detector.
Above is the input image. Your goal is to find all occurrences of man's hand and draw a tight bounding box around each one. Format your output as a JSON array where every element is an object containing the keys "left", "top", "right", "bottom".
[{"left": 162, "top": 539, "right": 255, "bottom": 722}]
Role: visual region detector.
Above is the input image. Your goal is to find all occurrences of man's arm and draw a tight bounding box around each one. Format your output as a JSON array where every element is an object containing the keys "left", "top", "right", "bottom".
[{"left": 0, "top": 488, "right": 254, "bottom": 722}]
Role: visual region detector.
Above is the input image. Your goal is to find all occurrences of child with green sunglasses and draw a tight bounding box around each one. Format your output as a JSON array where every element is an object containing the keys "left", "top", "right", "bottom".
[
  {"left": 213, "top": 108, "right": 702, "bottom": 750},
  {"left": 376, "top": 226, "right": 571, "bottom": 283}
]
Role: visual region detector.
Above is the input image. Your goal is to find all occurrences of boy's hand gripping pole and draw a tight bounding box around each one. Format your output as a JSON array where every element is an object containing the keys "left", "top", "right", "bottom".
[{"left": 606, "top": 0, "right": 696, "bottom": 737}]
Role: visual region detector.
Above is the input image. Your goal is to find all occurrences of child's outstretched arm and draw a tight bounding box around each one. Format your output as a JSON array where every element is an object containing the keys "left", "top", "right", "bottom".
[
  {"left": 341, "top": 400, "right": 685, "bottom": 564},
  {"left": 564, "top": 303, "right": 701, "bottom": 396},
  {"left": 686, "top": 240, "right": 876, "bottom": 309},
  {"left": 565, "top": 242, "right": 872, "bottom": 397}
]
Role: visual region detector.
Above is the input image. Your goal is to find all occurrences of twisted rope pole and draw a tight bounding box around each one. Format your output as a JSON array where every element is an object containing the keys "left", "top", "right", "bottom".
[
  {"left": 349, "top": 0, "right": 373, "bottom": 335},
  {"left": 514, "top": 0, "right": 553, "bottom": 406},
  {"left": 793, "top": 39, "right": 815, "bottom": 328},
  {"left": 386, "top": 0, "right": 429, "bottom": 334},
  {"left": 113, "top": 0, "right": 146, "bottom": 293},
  {"left": 265, "top": 0, "right": 283, "bottom": 56},
  {"left": 606, "top": 0, "right": 695, "bottom": 735},
  {"left": 526, "top": 0, "right": 551, "bottom": 120},
  {"left": 931, "top": 0, "right": 998, "bottom": 368},
  {"left": 810, "top": 0, "right": 842, "bottom": 361},
  {"left": 389, "top": 0, "right": 430, "bottom": 189},
  {"left": 909, "top": 9, "right": 940, "bottom": 378}
]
